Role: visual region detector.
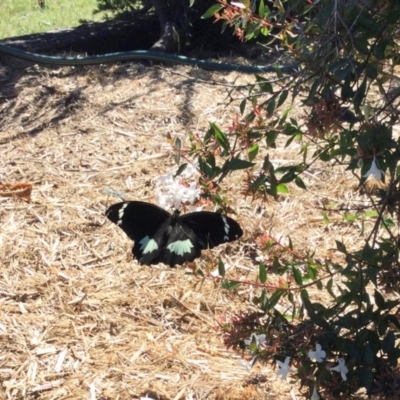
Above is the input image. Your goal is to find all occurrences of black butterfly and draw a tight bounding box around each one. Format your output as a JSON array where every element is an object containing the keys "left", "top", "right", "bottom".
[{"left": 106, "top": 201, "right": 243, "bottom": 267}]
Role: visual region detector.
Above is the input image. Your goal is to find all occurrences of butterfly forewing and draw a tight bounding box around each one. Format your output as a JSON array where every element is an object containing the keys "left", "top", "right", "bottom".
[
  {"left": 180, "top": 212, "right": 243, "bottom": 249},
  {"left": 106, "top": 201, "right": 171, "bottom": 261}
]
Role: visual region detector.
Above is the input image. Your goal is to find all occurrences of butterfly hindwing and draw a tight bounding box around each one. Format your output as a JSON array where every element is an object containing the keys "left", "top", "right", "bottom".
[
  {"left": 106, "top": 202, "right": 243, "bottom": 267},
  {"left": 150, "top": 217, "right": 202, "bottom": 266},
  {"left": 106, "top": 201, "right": 170, "bottom": 262}
]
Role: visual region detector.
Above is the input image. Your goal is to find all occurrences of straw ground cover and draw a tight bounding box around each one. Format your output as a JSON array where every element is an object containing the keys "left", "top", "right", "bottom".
[
  {"left": 0, "top": 59, "right": 383, "bottom": 399},
  {"left": 0, "top": 0, "right": 102, "bottom": 39}
]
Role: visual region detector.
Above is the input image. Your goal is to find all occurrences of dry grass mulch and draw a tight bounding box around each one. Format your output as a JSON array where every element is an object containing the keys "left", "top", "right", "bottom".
[{"left": 0, "top": 59, "right": 385, "bottom": 399}]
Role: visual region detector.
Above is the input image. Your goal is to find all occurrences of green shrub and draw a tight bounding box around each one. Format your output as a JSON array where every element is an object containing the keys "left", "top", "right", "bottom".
[{"left": 187, "top": 1, "right": 400, "bottom": 397}]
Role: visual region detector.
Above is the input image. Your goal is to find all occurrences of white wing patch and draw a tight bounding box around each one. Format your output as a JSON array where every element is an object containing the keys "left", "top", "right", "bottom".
[
  {"left": 117, "top": 203, "right": 128, "bottom": 226},
  {"left": 140, "top": 236, "right": 159, "bottom": 253},
  {"left": 221, "top": 215, "right": 230, "bottom": 241},
  {"left": 167, "top": 239, "right": 194, "bottom": 256}
]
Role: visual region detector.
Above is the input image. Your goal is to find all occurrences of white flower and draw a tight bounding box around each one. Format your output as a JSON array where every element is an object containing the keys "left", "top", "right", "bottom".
[
  {"left": 311, "top": 384, "right": 320, "bottom": 400},
  {"left": 255, "top": 254, "right": 264, "bottom": 263},
  {"left": 231, "top": 1, "right": 246, "bottom": 9},
  {"left": 244, "top": 333, "right": 266, "bottom": 350},
  {"left": 155, "top": 164, "right": 201, "bottom": 210},
  {"left": 157, "top": 170, "right": 174, "bottom": 185},
  {"left": 362, "top": 156, "right": 384, "bottom": 181},
  {"left": 276, "top": 356, "right": 295, "bottom": 380},
  {"left": 331, "top": 357, "right": 348, "bottom": 381},
  {"left": 184, "top": 182, "right": 201, "bottom": 204},
  {"left": 238, "top": 355, "right": 257, "bottom": 371},
  {"left": 180, "top": 162, "right": 200, "bottom": 179},
  {"left": 308, "top": 343, "right": 326, "bottom": 363}
]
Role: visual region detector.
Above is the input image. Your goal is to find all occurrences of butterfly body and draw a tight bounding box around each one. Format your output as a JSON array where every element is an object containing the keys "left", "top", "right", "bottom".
[{"left": 106, "top": 201, "right": 243, "bottom": 266}]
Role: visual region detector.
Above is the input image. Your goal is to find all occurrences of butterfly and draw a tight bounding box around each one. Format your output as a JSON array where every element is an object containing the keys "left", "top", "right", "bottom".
[{"left": 106, "top": 201, "right": 243, "bottom": 267}]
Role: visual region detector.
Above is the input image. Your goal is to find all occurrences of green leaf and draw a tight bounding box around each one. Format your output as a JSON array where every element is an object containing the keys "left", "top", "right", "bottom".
[
  {"left": 198, "top": 158, "right": 212, "bottom": 178},
  {"left": 363, "top": 343, "right": 374, "bottom": 365},
  {"left": 174, "top": 138, "right": 181, "bottom": 164},
  {"left": 366, "top": 65, "right": 377, "bottom": 80},
  {"left": 218, "top": 258, "right": 226, "bottom": 277},
  {"left": 240, "top": 99, "right": 246, "bottom": 115},
  {"left": 342, "top": 76, "right": 355, "bottom": 101},
  {"left": 253, "top": 288, "right": 267, "bottom": 309},
  {"left": 378, "top": 316, "right": 389, "bottom": 336},
  {"left": 280, "top": 170, "right": 296, "bottom": 183},
  {"left": 258, "top": 0, "right": 265, "bottom": 16},
  {"left": 323, "top": 211, "right": 330, "bottom": 225},
  {"left": 387, "top": 4, "right": 400, "bottom": 23},
  {"left": 225, "top": 157, "right": 255, "bottom": 172},
  {"left": 269, "top": 182, "right": 278, "bottom": 199},
  {"left": 255, "top": 75, "right": 273, "bottom": 93},
  {"left": 210, "top": 123, "right": 230, "bottom": 152},
  {"left": 199, "top": 155, "right": 220, "bottom": 179},
  {"left": 280, "top": 106, "right": 293, "bottom": 123},
  {"left": 382, "top": 218, "right": 395, "bottom": 228},
  {"left": 288, "top": 291, "right": 295, "bottom": 306},
  {"left": 277, "top": 183, "right": 288, "bottom": 194},
  {"left": 259, "top": 261, "right": 267, "bottom": 283},
  {"left": 360, "top": 368, "right": 374, "bottom": 393},
  {"left": 294, "top": 176, "right": 306, "bottom": 190},
  {"left": 284, "top": 134, "right": 297, "bottom": 148},
  {"left": 357, "top": 14, "right": 381, "bottom": 34},
  {"left": 266, "top": 130, "right": 278, "bottom": 147},
  {"left": 266, "top": 98, "right": 276, "bottom": 116},
  {"left": 221, "top": 279, "right": 241, "bottom": 291},
  {"left": 201, "top": 4, "right": 223, "bottom": 19},
  {"left": 272, "top": 257, "right": 280, "bottom": 271},
  {"left": 374, "top": 290, "right": 386, "bottom": 310},
  {"left": 386, "top": 315, "right": 400, "bottom": 331},
  {"left": 354, "top": 78, "right": 367, "bottom": 112},
  {"left": 307, "top": 78, "right": 321, "bottom": 103},
  {"left": 250, "top": 174, "right": 267, "bottom": 190},
  {"left": 292, "top": 266, "right": 303, "bottom": 285},
  {"left": 260, "top": 26, "right": 270, "bottom": 36},
  {"left": 382, "top": 331, "right": 395, "bottom": 354},
  {"left": 373, "top": 39, "right": 389, "bottom": 60},
  {"left": 327, "top": 278, "right": 336, "bottom": 298},
  {"left": 248, "top": 144, "right": 259, "bottom": 162},
  {"left": 335, "top": 240, "right": 347, "bottom": 253},
  {"left": 174, "top": 137, "right": 181, "bottom": 150},
  {"left": 343, "top": 213, "right": 360, "bottom": 222},
  {"left": 353, "top": 37, "right": 370, "bottom": 55},
  {"left": 174, "top": 163, "right": 188, "bottom": 177},
  {"left": 267, "top": 289, "right": 284, "bottom": 309},
  {"left": 274, "top": 64, "right": 283, "bottom": 78},
  {"left": 277, "top": 90, "right": 288, "bottom": 108}
]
